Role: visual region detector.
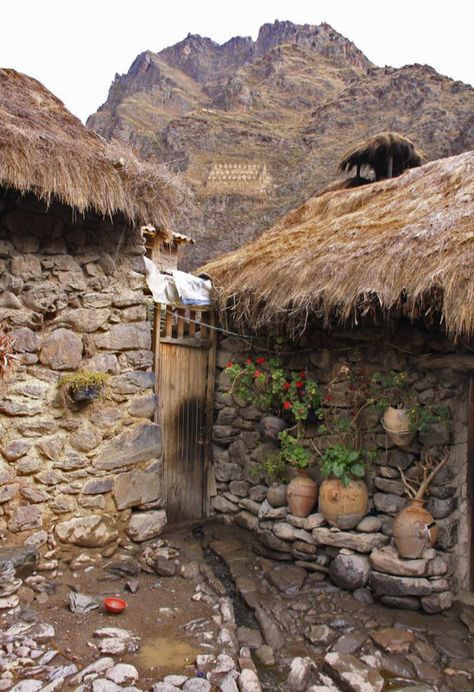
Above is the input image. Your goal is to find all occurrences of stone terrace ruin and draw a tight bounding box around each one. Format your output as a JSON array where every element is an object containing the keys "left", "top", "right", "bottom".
[{"left": 205, "top": 162, "right": 271, "bottom": 196}]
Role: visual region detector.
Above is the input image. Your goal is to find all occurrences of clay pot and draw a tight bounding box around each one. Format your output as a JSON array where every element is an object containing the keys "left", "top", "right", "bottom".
[
  {"left": 286, "top": 472, "right": 318, "bottom": 517},
  {"left": 382, "top": 406, "right": 416, "bottom": 447},
  {"left": 319, "top": 478, "right": 369, "bottom": 530},
  {"left": 266, "top": 483, "right": 288, "bottom": 508},
  {"left": 392, "top": 499, "right": 438, "bottom": 558}
]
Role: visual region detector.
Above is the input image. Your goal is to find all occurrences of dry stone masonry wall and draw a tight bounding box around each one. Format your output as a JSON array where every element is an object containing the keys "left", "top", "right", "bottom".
[
  {"left": 211, "top": 329, "right": 468, "bottom": 613},
  {"left": 0, "top": 190, "right": 165, "bottom": 549}
]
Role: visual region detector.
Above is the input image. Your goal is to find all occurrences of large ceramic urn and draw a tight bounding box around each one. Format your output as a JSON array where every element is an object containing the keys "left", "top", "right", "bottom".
[
  {"left": 392, "top": 499, "right": 438, "bottom": 558},
  {"left": 287, "top": 472, "right": 318, "bottom": 517},
  {"left": 319, "top": 478, "right": 369, "bottom": 530},
  {"left": 382, "top": 406, "right": 416, "bottom": 447}
]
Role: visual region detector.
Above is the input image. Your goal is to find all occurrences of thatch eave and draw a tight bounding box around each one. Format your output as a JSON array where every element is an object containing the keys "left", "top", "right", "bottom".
[
  {"left": 0, "top": 69, "right": 184, "bottom": 234},
  {"left": 202, "top": 151, "right": 474, "bottom": 338}
]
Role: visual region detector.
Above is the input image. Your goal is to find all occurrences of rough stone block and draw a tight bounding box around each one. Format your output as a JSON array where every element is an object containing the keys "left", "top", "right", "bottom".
[
  {"left": 93, "top": 423, "right": 161, "bottom": 470},
  {"left": 126, "top": 510, "right": 167, "bottom": 542},
  {"left": 39, "top": 328, "right": 82, "bottom": 370},
  {"left": 95, "top": 323, "right": 151, "bottom": 350},
  {"left": 369, "top": 545, "right": 427, "bottom": 577},
  {"left": 55, "top": 515, "right": 118, "bottom": 547},
  {"left": 113, "top": 466, "right": 162, "bottom": 510},
  {"left": 329, "top": 553, "right": 371, "bottom": 590},
  {"left": 8, "top": 505, "right": 43, "bottom": 532},
  {"left": 312, "top": 528, "right": 389, "bottom": 552},
  {"left": 368, "top": 571, "right": 432, "bottom": 597}
]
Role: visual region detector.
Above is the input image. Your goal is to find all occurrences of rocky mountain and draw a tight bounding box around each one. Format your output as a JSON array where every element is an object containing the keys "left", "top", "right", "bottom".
[{"left": 88, "top": 20, "right": 474, "bottom": 269}]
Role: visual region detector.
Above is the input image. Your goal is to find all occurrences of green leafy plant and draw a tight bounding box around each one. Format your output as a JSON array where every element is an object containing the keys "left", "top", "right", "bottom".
[
  {"left": 261, "top": 454, "right": 288, "bottom": 483},
  {"left": 58, "top": 371, "right": 109, "bottom": 407},
  {"left": 372, "top": 370, "right": 449, "bottom": 433},
  {"left": 225, "top": 356, "right": 321, "bottom": 423},
  {"left": 58, "top": 370, "right": 109, "bottom": 393},
  {"left": 265, "top": 430, "right": 311, "bottom": 473},
  {"left": 320, "top": 444, "right": 366, "bottom": 487}
]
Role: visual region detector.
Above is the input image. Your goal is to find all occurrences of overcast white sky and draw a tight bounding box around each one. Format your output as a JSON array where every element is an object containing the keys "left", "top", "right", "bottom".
[{"left": 1, "top": 0, "right": 472, "bottom": 122}]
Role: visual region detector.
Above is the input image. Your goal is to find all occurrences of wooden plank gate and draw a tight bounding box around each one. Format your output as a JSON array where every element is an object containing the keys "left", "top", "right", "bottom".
[{"left": 154, "top": 304, "right": 216, "bottom": 523}]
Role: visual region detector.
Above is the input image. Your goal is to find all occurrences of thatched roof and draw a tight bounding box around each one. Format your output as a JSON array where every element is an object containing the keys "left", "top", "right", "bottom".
[
  {"left": 202, "top": 151, "right": 474, "bottom": 338},
  {"left": 339, "top": 132, "right": 424, "bottom": 181},
  {"left": 0, "top": 69, "right": 182, "bottom": 232}
]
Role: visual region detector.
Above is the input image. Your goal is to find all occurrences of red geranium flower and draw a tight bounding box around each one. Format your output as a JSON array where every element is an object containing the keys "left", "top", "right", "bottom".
[
  {"left": 283, "top": 382, "right": 291, "bottom": 390},
  {"left": 295, "top": 380, "right": 304, "bottom": 388},
  {"left": 256, "top": 357, "right": 265, "bottom": 364},
  {"left": 246, "top": 358, "right": 253, "bottom": 365},
  {"left": 254, "top": 370, "right": 262, "bottom": 378},
  {"left": 299, "top": 371, "right": 306, "bottom": 378},
  {"left": 226, "top": 361, "right": 233, "bottom": 368},
  {"left": 283, "top": 401, "right": 292, "bottom": 410}
]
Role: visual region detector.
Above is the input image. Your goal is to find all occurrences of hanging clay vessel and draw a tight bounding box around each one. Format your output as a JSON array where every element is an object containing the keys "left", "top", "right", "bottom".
[
  {"left": 266, "top": 483, "right": 288, "bottom": 508},
  {"left": 392, "top": 498, "right": 438, "bottom": 558},
  {"left": 382, "top": 406, "right": 416, "bottom": 447},
  {"left": 287, "top": 472, "right": 318, "bottom": 517},
  {"left": 319, "top": 478, "right": 369, "bottom": 530}
]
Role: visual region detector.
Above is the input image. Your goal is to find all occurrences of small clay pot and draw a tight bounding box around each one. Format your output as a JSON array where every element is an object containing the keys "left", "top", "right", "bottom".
[
  {"left": 382, "top": 406, "right": 416, "bottom": 447},
  {"left": 392, "top": 499, "right": 438, "bottom": 558},
  {"left": 319, "top": 478, "right": 369, "bottom": 530},
  {"left": 287, "top": 472, "right": 318, "bottom": 517},
  {"left": 266, "top": 483, "right": 288, "bottom": 508},
  {"left": 71, "top": 384, "right": 103, "bottom": 403}
]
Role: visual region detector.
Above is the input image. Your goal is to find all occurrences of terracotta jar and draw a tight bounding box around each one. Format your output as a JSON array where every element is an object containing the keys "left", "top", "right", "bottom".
[
  {"left": 319, "top": 478, "right": 369, "bottom": 530},
  {"left": 287, "top": 472, "right": 318, "bottom": 517},
  {"left": 266, "top": 483, "right": 288, "bottom": 508},
  {"left": 392, "top": 499, "right": 438, "bottom": 558},
  {"left": 382, "top": 406, "right": 416, "bottom": 447}
]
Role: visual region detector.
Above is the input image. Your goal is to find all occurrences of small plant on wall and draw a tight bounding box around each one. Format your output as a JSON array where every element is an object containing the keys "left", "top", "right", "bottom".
[
  {"left": 0, "top": 327, "right": 17, "bottom": 379},
  {"left": 58, "top": 370, "right": 109, "bottom": 407},
  {"left": 371, "top": 370, "right": 449, "bottom": 446},
  {"left": 225, "top": 356, "right": 321, "bottom": 422}
]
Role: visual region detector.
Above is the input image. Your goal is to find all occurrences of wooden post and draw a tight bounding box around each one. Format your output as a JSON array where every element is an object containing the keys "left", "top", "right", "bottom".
[
  {"left": 153, "top": 303, "right": 161, "bottom": 425},
  {"left": 468, "top": 375, "right": 474, "bottom": 591},
  {"left": 204, "top": 310, "right": 217, "bottom": 516}
]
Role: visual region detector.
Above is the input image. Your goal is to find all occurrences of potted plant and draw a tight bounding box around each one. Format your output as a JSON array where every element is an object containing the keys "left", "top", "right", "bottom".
[
  {"left": 393, "top": 452, "right": 448, "bottom": 558},
  {"left": 261, "top": 454, "right": 288, "bottom": 508},
  {"left": 318, "top": 444, "right": 369, "bottom": 530},
  {"left": 58, "top": 370, "right": 109, "bottom": 406},
  {"left": 274, "top": 431, "right": 318, "bottom": 517}
]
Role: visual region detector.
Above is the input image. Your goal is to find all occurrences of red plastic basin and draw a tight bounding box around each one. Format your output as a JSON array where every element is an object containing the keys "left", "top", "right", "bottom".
[{"left": 103, "top": 597, "right": 127, "bottom": 614}]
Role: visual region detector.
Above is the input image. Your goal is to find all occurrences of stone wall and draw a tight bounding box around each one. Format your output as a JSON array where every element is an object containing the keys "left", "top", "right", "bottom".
[
  {"left": 0, "top": 190, "right": 165, "bottom": 550},
  {"left": 211, "top": 328, "right": 469, "bottom": 612}
]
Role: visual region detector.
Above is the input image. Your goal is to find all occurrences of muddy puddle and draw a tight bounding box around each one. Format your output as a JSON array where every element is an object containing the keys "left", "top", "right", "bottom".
[{"left": 136, "top": 635, "right": 200, "bottom": 673}]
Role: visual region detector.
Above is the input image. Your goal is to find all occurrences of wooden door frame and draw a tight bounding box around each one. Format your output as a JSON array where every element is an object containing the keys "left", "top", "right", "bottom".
[
  {"left": 468, "top": 374, "right": 474, "bottom": 591},
  {"left": 153, "top": 303, "right": 216, "bottom": 520}
]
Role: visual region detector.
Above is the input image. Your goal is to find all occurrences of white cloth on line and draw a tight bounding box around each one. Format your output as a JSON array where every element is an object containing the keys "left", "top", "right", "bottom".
[{"left": 144, "top": 257, "right": 212, "bottom": 308}]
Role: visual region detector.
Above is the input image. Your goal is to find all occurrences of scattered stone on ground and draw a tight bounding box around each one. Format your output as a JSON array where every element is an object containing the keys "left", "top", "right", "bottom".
[{"left": 0, "top": 521, "right": 472, "bottom": 691}]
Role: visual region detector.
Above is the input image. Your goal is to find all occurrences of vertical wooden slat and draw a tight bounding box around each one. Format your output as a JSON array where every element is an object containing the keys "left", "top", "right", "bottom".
[
  {"left": 203, "top": 310, "right": 217, "bottom": 516},
  {"left": 189, "top": 311, "right": 196, "bottom": 337},
  {"left": 200, "top": 310, "right": 208, "bottom": 339},
  {"left": 165, "top": 306, "right": 173, "bottom": 337},
  {"left": 153, "top": 303, "right": 161, "bottom": 425},
  {"left": 177, "top": 308, "right": 185, "bottom": 338},
  {"left": 468, "top": 375, "right": 474, "bottom": 591}
]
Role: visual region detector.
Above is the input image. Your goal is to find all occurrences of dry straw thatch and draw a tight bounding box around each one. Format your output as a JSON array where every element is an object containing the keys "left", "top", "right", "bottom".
[
  {"left": 202, "top": 151, "right": 474, "bottom": 338},
  {"left": 0, "top": 69, "right": 183, "bottom": 232},
  {"left": 339, "top": 132, "right": 425, "bottom": 181}
]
